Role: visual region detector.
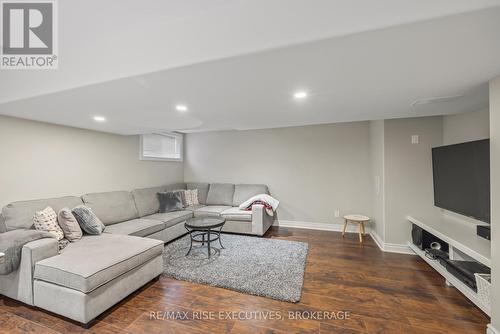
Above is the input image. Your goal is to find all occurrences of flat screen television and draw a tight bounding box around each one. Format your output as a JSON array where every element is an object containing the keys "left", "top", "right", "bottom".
[{"left": 432, "top": 139, "right": 490, "bottom": 223}]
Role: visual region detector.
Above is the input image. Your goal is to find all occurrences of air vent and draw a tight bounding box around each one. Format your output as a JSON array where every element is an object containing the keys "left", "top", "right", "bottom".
[{"left": 411, "top": 93, "right": 464, "bottom": 106}]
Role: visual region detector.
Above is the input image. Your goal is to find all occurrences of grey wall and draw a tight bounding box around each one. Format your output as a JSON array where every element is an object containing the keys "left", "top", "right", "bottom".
[
  {"left": 489, "top": 77, "right": 500, "bottom": 332},
  {"left": 184, "top": 122, "right": 372, "bottom": 224},
  {"left": 383, "top": 116, "right": 443, "bottom": 245},
  {"left": 443, "top": 109, "right": 489, "bottom": 145},
  {"left": 369, "top": 120, "right": 385, "bottom": 240},
  {"left": 0, "top": 115, "right": 184, "bottom": 207},
  {"left": 373, "top": 111, "right": 488, "bottom": 246}
]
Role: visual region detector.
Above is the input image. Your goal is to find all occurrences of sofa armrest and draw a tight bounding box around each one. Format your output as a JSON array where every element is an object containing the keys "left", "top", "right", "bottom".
[
  {"left": 0, "top": 238, "right": 59, "bottom": 305},
  {"left": 251, "top": 204, "right": 275, "bottom": 236},
  {"left": 21, "top": 238, "right": 59, "bottom": 303},
  {"left": 23, "top": 238, "right": 59, "bottom": 268}
]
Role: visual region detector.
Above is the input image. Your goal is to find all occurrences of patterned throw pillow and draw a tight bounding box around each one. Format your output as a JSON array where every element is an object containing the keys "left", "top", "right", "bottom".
[
  {"left": 72, "top": 205, "right": 105, "bottom": 235},
  {"left": 163, "top": 189, "right": 187, "bottom": 208},
  {"left": 33, "top": 207, "right": 64, "bottom": 241},
  {"left": 184, "top": 189, "right": 199, "bottom": 207},
  {"left": 173, "top": 189, "right": 187, "bottom": 207}
]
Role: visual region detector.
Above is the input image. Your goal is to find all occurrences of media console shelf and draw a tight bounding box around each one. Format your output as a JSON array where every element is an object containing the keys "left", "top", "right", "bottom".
[{"left": 406, "top": 213, "right": 491, "bottom": 316}]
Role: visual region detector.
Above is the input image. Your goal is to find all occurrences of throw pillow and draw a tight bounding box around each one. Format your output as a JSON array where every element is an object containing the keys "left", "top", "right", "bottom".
[
  {"left": 158, "top": 191, "right": 184, "bottom": 213},
  {"left": 57, "top": 208, "right": 83, "bottom": 242},
  {"left": 33, "top": 207, "right": 64, "bottom": 241},
  {"left": 184, "top": 189, "right": 199, "bottom": 207},
  {"left": 174, "top": 189, "right": 187, "bottom": 207},
  {"left": 72, "top": 205, "right": 105, "bottom": 235}
]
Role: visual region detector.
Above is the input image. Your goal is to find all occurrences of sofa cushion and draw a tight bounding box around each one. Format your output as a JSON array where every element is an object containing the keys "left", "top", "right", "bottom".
[
  {"left": 221, "top": 207, "right": 252, "bottom": 222},
  {"left": 1, "top": 196, "right": 83, "bottom": 231},
  {"left": 104, "top": 219, "right": 165, "bottom": 237},
  {"left": 34, "top": 234, "right": 163, "bottom": 293},
  {"left": 82, "top": 191, "right": 139, "bottom": 225},
  {"left": 206, "top": 183, "right": 235, "bottom": 206},
  {"left": 232, "top": 184, "right": 269, "bottom": 206},
  {"left": 144, "top": 211, "right": 193, "bottom": 228},
  {"left": 186, "top": 182, "right": 209, "bottom": 205},
  {"left": 131, "top": 186, "right": 165, "bottom": 217},
  {"left": 194, "top": 206, "right": 232, "bottom": 218},
  {"left": 185, "top": 204, "right": 205, "bottom": 211},
  {"left": 0, "top": 214, "right": 5, "bottom": 233},
  {"left": 164, "top": 183, "right": 187, "bottom": 192}
]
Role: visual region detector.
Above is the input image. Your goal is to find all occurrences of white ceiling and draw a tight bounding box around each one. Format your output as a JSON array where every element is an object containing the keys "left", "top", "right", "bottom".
[{"left": 1, "top": 1, "right": 500, "bottom": 134}]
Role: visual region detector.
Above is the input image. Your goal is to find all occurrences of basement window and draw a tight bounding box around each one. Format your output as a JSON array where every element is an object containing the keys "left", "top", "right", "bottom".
[{"left": 140, "top": 133, "right": 183, "bottom": 162}]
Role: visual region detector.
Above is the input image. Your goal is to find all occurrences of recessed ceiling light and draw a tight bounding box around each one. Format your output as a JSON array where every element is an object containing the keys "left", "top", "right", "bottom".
[
  {"left": 93, "top": 116, "right": 106, "bottom": 122},
  {"left": 175, "top": 104, "right": 188, "bottom": 112},
  {"left": 293, "top": 91, "right": 308, "bottom": 100}
]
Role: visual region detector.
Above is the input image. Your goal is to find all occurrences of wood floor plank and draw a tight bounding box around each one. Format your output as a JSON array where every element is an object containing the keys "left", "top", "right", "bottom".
[
  {"left": 0, "top": 227, "right": 489, "bottom": 333},
  {"left": 229, "top": 321, "right": 288, "bottom": 334},
  {"left": 0, "top": 310, "right": 59, "bottom": 334}
]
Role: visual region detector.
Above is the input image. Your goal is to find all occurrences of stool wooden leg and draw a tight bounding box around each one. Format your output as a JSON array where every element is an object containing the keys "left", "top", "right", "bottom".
[
  {"left": 342, "top": 220, "right": 348, "bottom": 237},
  {"left": 358, "top": 223, "right": 363, "bottom": 243}
]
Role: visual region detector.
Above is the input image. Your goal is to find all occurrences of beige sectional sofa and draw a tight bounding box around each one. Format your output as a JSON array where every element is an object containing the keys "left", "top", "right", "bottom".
[{"left": 0, "top": 182, "right": 273, "bottom": 326}]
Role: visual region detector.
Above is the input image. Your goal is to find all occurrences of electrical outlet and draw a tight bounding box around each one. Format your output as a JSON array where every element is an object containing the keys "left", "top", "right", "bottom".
[
  {"left": 411, "top": 135, "right": 419, "bottom": 144},
  {"left": 334, "top": 210, "right": 340, "bottom": 218}
]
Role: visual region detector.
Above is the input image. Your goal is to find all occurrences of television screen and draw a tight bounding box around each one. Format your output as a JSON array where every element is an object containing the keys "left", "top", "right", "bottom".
[{"left": 432, "top": 139, "right": 490, "bottom": 223}]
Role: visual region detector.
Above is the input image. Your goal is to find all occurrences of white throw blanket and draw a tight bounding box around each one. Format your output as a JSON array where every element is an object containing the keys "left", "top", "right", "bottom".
[{"left": 239, "top": 194, "right": 280, "bottom": 216}]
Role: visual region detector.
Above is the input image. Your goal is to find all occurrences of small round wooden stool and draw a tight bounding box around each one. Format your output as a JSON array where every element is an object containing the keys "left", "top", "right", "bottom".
[{"left": 342, "top": 214, "right": 370, "bottom": 243}]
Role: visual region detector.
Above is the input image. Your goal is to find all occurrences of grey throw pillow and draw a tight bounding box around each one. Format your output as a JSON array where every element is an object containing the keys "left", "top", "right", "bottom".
[
  {"left": 72, "top": 205, "right": 105, "bottom": 235},
  {"left": 172, "top": 189, "right": 187, "bottom": 207},
  {"left": 158, "top": 191, "right": 184, "bottom": 213},
  {"left": 57, "top": 208, "right": 83, "bottom": 242}
]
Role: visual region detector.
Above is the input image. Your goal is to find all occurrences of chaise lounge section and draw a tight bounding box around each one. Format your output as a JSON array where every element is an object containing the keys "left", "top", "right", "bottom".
[
  {"left": 0, "top": 181, "right": 274, "bottom": 326},
  {"left": 33, "top": 233, "right": 163, "bottom": 325}
]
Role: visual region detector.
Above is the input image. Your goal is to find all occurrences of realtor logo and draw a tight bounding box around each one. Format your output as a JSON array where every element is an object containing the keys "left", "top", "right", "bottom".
[{"left": 1, "top": 0, "right": 58, "bottom": 69}]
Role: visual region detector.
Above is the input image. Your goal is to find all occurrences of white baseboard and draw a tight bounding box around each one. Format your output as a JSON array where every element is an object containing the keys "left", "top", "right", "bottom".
[
  {"left": 275, "top": 220, "right": 369, "bottom": 233},
  {"left": 369, "top": 230, "right": 415, "bottom": 255},
  {"left": 383, "top": 242, "right": 415, "bottom": 255},
  {"left": 488, "top": 324, "right": 500, "bottom": 334},
  {"left": 274, "top": 220, "right": 414, "bottom": 255},
  {"left": 369, "top": 229, "right": 385, "bottom": 250}
]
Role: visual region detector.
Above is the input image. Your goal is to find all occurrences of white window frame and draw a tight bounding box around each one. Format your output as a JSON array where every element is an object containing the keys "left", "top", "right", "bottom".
[{"left": 140, "top": 132, "right": 183, "bottom": 162}]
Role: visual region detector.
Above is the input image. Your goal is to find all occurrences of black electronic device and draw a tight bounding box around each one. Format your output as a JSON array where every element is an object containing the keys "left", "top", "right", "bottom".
[
  {"left": 477, "top": 225, "right": 491, "bottom": 240},
  {"left": 444, "top": 260, "right": 490, "bottom": 291},
  {"left": 424, "top": 248, "right": 449, "bottom": 264},
  {"left": 411, "top": 224, "right": 423, "bottom": 248},
  {"left": 432, "top": 139, "right": 490, "bottom": 223},
  {"left": 422, "top": 230, "right": 449, "bottom": 253}
]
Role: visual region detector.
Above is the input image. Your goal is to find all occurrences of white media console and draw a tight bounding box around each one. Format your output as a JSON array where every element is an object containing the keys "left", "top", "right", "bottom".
[{"left": 406, "top": 212, "right": 491, "bottom": 316}]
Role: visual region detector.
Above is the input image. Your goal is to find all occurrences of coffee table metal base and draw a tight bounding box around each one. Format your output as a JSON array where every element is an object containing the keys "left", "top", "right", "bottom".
[{"left": 185, "top": 226, "right": 225, "bottom": 258}]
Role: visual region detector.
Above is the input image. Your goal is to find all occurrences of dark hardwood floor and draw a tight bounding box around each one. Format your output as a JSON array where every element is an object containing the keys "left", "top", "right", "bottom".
[{"left": 0, "top": 227, "right": 489, "bottom": 333}]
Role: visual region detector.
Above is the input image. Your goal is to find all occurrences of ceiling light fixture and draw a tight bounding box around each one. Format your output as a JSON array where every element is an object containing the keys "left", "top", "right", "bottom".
[
  {"left": 175, "top": 104, "right": 188, "bottom": 112},
  {"left": 293, "top": 91, "right": 308, "bottom": 100},
  {"left": 93, "top": 116, "right": 106, "bottom": 122}
]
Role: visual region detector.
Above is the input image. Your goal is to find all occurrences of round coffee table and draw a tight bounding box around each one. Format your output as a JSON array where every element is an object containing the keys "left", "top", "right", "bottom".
[{"left": 185, "top": 217, "right": 226, "bottom": 258}]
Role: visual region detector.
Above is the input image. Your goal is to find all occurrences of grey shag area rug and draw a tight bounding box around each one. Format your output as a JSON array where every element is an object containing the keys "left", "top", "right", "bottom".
[{"left": 163, "top": 234, "right": 308, "bottom": 302}]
